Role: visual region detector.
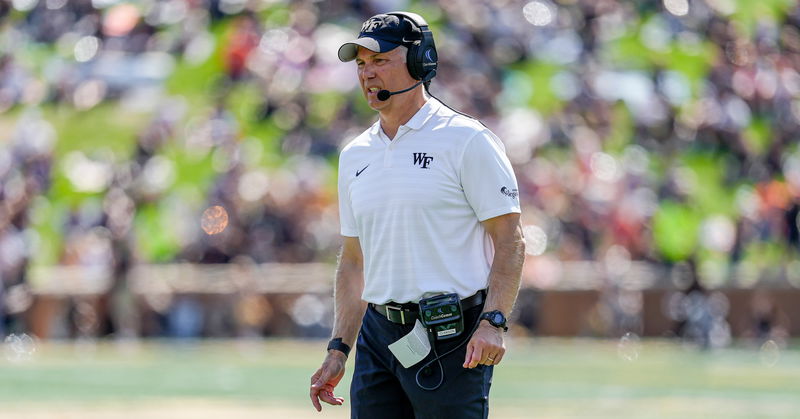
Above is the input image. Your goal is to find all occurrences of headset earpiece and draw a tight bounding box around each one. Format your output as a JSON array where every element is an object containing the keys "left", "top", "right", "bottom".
[{"left": 388, "top": 11, "right": 438, "bottom": 82}]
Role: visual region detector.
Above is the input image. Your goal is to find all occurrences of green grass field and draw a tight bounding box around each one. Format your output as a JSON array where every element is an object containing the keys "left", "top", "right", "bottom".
[{"left": 1, "top": 338, "right": 798, "bottom": 418}]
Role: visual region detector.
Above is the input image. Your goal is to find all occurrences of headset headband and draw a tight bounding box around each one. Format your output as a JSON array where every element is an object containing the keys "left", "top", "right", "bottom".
[{"left": 387, "top": 11, "right": 429, "bottom": 29}]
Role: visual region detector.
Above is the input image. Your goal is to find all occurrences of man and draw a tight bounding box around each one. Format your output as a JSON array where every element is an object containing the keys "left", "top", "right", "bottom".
[{"left": 310, "top": 12, "right": 525, "bottom": 418}]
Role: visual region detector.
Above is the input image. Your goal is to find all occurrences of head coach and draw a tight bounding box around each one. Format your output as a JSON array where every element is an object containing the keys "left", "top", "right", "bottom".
[{"left": 310, "top": 11, "right": 526, "bottom": 418}]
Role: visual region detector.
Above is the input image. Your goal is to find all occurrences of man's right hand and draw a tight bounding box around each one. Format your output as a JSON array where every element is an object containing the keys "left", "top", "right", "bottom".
[{"left": 310, "top": 350, "right": 347, "bottom": 412}]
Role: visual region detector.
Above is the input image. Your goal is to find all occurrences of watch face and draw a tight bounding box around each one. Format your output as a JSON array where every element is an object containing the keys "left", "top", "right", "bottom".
[{"left": 492, "top": 313, "right": 504, "bottom": 324}]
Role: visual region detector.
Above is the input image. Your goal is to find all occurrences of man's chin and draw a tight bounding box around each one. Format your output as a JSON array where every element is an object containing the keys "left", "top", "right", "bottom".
[{"left": 367, "top": 99, "right": 387, "bottom": 110}]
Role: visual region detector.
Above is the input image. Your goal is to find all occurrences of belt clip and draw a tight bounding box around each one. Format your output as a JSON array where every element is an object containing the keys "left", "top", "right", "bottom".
[{"left": 386, "top": 305, "right": 406, "bottom": 324}]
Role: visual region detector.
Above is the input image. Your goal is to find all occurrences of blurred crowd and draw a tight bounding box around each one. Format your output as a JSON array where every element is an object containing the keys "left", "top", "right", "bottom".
[{"left": 1, "top": 0, "right": 799, "bottom": 341}]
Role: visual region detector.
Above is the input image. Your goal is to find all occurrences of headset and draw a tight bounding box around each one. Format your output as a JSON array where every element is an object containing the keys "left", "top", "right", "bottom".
[
  {"left": 387, "top": 11, "right": 438, "bottom": 83},
  {"left": 376, "top": 11, "right": 484, "bottom": 123}
]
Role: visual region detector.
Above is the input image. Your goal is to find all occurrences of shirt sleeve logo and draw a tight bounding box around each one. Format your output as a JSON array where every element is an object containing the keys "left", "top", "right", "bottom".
[
  {"left": 412, "top": 152, "right": 434, "bottom": 169},
  {"left": 500, "top": 186, "right": 519, "bottom": 199}
]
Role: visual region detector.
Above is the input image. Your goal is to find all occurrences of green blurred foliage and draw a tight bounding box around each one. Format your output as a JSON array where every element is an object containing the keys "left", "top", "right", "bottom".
[
  {"left": 513, "top": 61, "right": 565, "bottom": 116},
  {"left": 681, "top": 152, "right": 737, "bottom": 217},
  {"left": 651, "top": 151, "right": 743, "bottom": 262},
  {"left": 307, "top": 92, "right": 345, "bottom": 130},
  {"left": 135, "top": 202, "right": 182, "bottom": 262},
  {"left": 742, "top": 240, "right": 788, "bottom": 269},
  {"left": 27, "top": 104, "right": 146, "bottom": 266},
  {"left": 44, "top": 105, "right": 144, "bottom": 159},
  {"left": 743, "top": 117, "right": 773, "bottom": 156},
  {"left": 602, "top": 14, "right": 717, "bottom": 98},
  {"left": 652, "top": 200, "right": 701, "bottom": 262},
  {"left": 261, "top": 5, "right": 291, "bottom": 27},
  {"left": 730, "top": 0, "right": 796, "bottom": 38},
  {"left": 28, "top": 198, "right": 63, "bottom": 266},
  {"left": 605, "top": 102, "right": 634, "bottom": 154},
  {"left": 164, "top": 23, "right": 226, "bottom": 110},
  {"left": 26, "top": 19, "right": 238, "bottom": 265}
]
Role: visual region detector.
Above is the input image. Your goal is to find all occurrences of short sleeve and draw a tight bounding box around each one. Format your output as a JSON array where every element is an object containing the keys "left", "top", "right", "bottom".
[
  {"left": 460, "top": 129, "right": 521, "bottom": 221},
  {"left": 338, "top": 156, "right": 359, "bottom": 237}
]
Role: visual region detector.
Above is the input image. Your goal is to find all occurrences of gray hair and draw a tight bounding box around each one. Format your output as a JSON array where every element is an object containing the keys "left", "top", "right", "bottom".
[{"left": 394, "top": 45, "right": 408, "bottom": 63}]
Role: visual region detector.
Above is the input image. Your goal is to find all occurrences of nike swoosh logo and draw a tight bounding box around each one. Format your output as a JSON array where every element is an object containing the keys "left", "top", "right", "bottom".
[
  {"left": 356, "top": 164, "right": 369, "bottom": 177},
  {"left": 402, "top": 37, "right": 418, "bottom": 43}
]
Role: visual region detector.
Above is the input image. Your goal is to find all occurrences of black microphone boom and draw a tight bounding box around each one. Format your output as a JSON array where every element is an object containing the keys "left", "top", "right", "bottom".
[
  {"left": 377, "top": 80, "right": 423, "bottom": 101},
  {"left": 376, "top": 71, "right": 436, "bottom": 101}
]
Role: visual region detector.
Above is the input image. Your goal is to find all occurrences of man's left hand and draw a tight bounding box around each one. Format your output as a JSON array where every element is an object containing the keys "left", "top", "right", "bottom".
[{"left": 463, "top": 321, "right": 505, "bottom": 368}]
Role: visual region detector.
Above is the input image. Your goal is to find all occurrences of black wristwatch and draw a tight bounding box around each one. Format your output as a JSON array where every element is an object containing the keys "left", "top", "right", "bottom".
[
  {"left": 479, "top": 310, "right": 508, "bottom": 332},
  {"left": 327, "top": 337, "right": 351, "bottom": 357}
]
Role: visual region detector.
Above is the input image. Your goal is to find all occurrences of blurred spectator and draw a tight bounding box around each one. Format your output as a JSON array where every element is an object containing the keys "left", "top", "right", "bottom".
[{"left": 743, "top": 290, "right": 790, "bottom": 346}]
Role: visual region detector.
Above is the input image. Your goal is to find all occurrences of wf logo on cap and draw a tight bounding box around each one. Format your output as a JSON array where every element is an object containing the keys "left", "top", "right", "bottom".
[{"left": 361, "top": 17, "right": 388, "bottom": 33}]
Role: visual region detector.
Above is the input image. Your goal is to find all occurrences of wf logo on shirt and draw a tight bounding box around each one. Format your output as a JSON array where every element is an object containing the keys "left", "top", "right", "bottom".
[{"left": 413, "top": 153, "right": 434, "bottom": 169}]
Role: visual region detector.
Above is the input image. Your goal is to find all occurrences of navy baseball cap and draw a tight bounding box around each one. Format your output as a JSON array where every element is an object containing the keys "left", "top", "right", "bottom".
[{"left": 338, "top": 14, "right": 421, "bottom": 62}]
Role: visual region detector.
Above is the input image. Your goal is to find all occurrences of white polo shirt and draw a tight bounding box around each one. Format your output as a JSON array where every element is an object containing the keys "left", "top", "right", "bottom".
[{"left": 338, "top": 98, "right": 520, "bottom": 304}]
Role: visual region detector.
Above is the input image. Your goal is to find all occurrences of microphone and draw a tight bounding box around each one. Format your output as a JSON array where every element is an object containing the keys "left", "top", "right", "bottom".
[{"left": 377, "top": 71, "right": 436, "bottom": 101}]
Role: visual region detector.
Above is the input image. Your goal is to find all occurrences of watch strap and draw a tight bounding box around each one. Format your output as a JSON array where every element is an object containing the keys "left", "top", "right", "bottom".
[
  {"left": 327, "top": 337, "right": 351, "bottom": 357},
  {"left": 480, "top": 310, "right": 509, "bottom": 332}
]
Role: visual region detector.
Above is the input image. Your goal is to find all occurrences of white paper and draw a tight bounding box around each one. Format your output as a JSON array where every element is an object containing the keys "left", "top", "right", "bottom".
[{"left": 388, "top": 320, "right": 431, "bottom": 368}]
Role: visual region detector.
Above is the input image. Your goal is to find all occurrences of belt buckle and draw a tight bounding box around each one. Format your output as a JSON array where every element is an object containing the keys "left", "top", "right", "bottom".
[{"left": 385, "top": 305, "right": 406, "bottom": 324}]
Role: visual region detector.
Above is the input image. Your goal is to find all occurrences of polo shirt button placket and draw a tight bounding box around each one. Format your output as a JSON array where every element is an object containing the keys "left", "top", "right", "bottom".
[
  {"left": 384, "top": 127, "right": 409, "bottom": 168},
  {"left": 384, "top": 143, "right": 393, "bottom": 167}
]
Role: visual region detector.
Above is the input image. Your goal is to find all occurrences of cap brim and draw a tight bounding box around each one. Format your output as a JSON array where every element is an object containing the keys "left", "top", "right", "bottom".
[{"left": 337, "top": 37, "right": 401, "bottom": 62}]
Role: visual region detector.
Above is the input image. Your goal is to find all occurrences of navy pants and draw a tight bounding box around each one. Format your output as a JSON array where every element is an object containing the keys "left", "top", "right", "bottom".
[{"left": 350, "top": 303, "right": 492, "bottom": 419}]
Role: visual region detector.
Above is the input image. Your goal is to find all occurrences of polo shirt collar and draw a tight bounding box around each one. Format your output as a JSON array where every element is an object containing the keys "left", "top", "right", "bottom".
[
  {"left": 369, "top": 121, "right": 381, "bottom": 136},
  {"left": 403, "top": 97, "right": 438, "bottom": 130},
  {"left": 370, "top": 97, "right": 440, "bottom": 139}
]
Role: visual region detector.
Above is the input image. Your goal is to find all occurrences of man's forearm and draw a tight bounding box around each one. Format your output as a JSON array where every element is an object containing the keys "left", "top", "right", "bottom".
[
  {"left": 330, "top": 257, "right": 366, "bottom": 349},
  {"left": 483, "top": 223, "right": 526, "bottom": 315}
]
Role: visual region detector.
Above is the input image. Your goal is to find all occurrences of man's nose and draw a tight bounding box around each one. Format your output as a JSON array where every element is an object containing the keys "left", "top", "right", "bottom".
[{"left": 360, "top": 63, "right": 376, "bottom": 79}]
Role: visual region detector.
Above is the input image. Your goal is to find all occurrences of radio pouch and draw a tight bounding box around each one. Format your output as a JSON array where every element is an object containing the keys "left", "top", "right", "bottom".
[{"left": 418, "top": 293, "right": 464, "bottom": 341}]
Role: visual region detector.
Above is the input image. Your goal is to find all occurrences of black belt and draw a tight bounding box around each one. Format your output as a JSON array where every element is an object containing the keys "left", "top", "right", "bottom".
[{"left": 370, "top": 290, "right": 486, "bottom": 325}]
